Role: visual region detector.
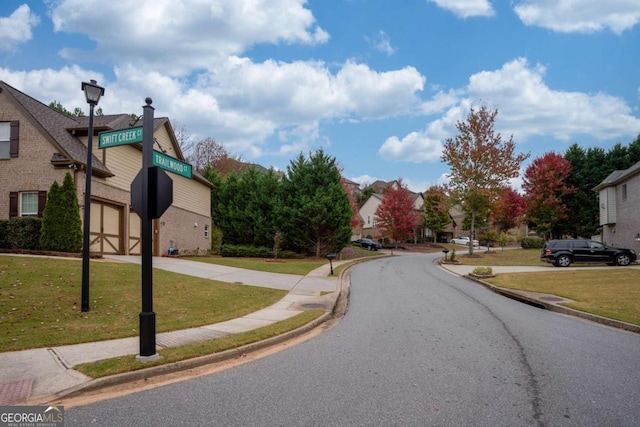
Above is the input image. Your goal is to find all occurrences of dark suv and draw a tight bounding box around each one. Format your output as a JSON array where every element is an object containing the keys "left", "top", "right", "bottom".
[{"left": 540, "top": 239, "right": 637, "bottom": 267}]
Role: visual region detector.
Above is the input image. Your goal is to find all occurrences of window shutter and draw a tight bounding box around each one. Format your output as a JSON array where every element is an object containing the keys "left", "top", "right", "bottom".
[
  {"left": 38, "top": 191, "right": 47, "bottom": 217},
  {"left": 10, "top": 121, "right": 19, "bottom": 158},
  {"left": 9, "top": 192, "right": 18, "bottom": 217}
]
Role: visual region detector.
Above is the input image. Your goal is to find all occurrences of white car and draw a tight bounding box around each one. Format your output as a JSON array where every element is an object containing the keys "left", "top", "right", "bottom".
[{"left": 450, "top": 236, "right": 479, "bottom": 246}]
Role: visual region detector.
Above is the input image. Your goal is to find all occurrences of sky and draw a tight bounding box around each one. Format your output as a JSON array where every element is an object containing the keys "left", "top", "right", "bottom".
[{"left": 1, "top": 1, "right": 639, "bottom": 193}]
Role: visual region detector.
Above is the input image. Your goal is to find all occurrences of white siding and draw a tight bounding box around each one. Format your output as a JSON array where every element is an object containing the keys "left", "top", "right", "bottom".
[{"left": 599, "top": 187, "right": 617, "bottom": 225}]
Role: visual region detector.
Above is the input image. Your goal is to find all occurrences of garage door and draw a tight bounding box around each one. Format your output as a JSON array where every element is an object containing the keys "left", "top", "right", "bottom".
[
  {"left": 128, "top": 210, "right": 141, "bottom": 255},
  {"left": 89, "top": 201, "right": 123, "bottom": 254}
]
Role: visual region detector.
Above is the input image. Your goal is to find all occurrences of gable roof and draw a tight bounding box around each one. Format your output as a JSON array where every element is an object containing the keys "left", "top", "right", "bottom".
[
  {"left": 0, "top": 80, "right": 114, "bottom": 177},
  {"left": 1, "top": 81, "right": 213, "bottom": 186},
  {"left": 593, "top": 160, "right": 640, "bottom": 192}
]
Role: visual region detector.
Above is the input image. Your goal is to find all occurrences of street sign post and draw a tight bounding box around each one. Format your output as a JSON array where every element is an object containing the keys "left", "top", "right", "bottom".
[
  {"left": 98, "top": 127, "right": 143, "bottom": 148},
  {"left": 152, "top": 150, "right": 193, "bottom": 178}
]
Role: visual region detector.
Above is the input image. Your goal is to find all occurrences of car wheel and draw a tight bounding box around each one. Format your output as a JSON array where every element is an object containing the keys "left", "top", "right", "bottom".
[
  {"left": 449, "top": 240, "right": 455, "bottom": 244},
  {"left": 616, "top": 254, "right": 631, "bottom": 266},
  {"left": 555, "top": 255, "right": 571, "bottom": 267}
]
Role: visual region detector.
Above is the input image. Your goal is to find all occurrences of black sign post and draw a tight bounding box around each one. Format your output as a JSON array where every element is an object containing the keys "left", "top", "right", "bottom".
[{"left": 138, "top": 97, "right": 158, "bottom": 360}]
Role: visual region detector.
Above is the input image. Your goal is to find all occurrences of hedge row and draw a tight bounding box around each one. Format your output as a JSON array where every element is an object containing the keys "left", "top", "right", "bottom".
[
  {"left": 0, "top": 217, "right": 42, "bottom": 250},
  {"left": 520, "top": 237, "right": 545, "bottom": 249},
  {"left": 219, "top": 244, "right": 303, "bottom": 259}
]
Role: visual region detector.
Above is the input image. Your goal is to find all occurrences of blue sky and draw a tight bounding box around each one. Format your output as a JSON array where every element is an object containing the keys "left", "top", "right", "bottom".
[{"left": 1, "top": 1, "right": 639, "bottom": 192}]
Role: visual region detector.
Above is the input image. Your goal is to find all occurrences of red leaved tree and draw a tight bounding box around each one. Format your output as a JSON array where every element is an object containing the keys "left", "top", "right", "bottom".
[
  {"left": 493, "top": 187, "right": 526, "bottom": 232},
  {"left": 341, "top": 178, "right": 361, "bottom": 229},
  {"left": 522, "top": 152, "right": 576, "bottom": 240},
  {"left": 374, "top": 179, "right": 419, "bottom": 248}
]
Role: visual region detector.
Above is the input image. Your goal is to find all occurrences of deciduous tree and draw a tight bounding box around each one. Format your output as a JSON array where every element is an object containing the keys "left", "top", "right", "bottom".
[
  {"left": 523, "top": 152, "right": 575, "bottom": 239},
  {"left": 493, "top": 187, "right": 526, "bottom": 232},
  {"left": 374, "top": 179, "right": 419, "bottom": 247},
  {"left": 441, "top": 103, "right": 529, "bottom": 255}
]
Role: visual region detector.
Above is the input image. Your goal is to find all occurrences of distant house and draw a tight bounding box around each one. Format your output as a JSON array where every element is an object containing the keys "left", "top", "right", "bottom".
[
  {"left": 426, "top": 205, "right": 465, "bottom": 243},
  {"left": 352, "top": 181, "right": 424, "bottom": 242},
  {"left": 593, "top": 160, "right": 640, "bottom": 249},
  {"left": 0, "top": 80, "right": 212, "bottom": 256}
]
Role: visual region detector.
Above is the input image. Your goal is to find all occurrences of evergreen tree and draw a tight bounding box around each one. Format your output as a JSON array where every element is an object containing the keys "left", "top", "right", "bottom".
[
  {"left": 279, "top": 149, "right": 352, "bottom": 257},
  {"left": 39, "top": 172, "right": 83, "bottom": 252},
  {"left": 422, "top": 185, "right": 451, "bottom": 242}
]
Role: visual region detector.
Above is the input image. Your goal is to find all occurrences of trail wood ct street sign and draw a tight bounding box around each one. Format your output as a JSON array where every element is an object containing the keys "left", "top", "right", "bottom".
[
  {"left": 98, "top": 127, "right": 143, "bottom": 148},
  {"left": 153, "top": 150, "right": 193, "bottom": 178}
]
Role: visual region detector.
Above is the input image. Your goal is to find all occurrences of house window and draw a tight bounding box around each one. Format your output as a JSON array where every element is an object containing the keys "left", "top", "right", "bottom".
[
  {"left": 20, "top": 192, "right": 39, "bottom": 216},
  {"left": 0, "top": 121, "right": 19, "bottom": 158},
  {"left": 204, "top": 224, "right": 209, "bottom": 238},
  {"left": 622, "top": 184, "right": 627, "bottom": 201},
  {"left": 0, "top": 122, "right": 9, "bottom": 159}
]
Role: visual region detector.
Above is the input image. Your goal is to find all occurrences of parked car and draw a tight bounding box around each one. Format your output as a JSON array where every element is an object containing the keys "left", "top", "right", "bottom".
[
  {"left": 352, "top": 238, "right": 381, "bottom": 251},
  {"left": 540, "top": 239, "right": 637, "bottom": 267},
  {"left": 449, "top": 236, "right": 479, "bottom": 246}
]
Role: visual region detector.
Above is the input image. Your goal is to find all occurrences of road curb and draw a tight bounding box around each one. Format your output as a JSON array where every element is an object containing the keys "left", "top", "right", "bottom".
[
  {"left": 36, "top": 311, "right": 334, "bottom": 404},
  {"left": 464, "top": 274, "right": 640, "bottom": 334},
  {"left": 33, "top": 260, "right": 366, "bottom": 404}
]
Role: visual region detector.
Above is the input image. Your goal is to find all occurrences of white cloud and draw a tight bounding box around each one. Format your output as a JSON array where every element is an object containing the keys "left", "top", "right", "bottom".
[
  {"left": 467, "top": 58, "right": 640, "bottom": 141},
  {"left": 426, "top": 0, "right": 494, "bottom": 18},
  {"left": 51, "top": 0, "right": 329, "bottom": 76},
  {"left": 379, "top": 131, "right": 444, "bottom": 163},
  {"left": 514, "top": 0, "right": 640, "bottom": 34},
  {"left": 0, "top": 5, "right": 40, "bottom": 51},
  {"left": 366, "top": 30, "right": 395, "bottom": 56},
  {"left": 0, "top": 66, "right": 105, "bottom": 113},
  {"left": 380, "top": 57, "right": 640, "bottom": 164}
]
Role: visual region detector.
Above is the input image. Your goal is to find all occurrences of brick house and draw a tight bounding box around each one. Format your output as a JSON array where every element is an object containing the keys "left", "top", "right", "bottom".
[
  {"left": 353, "top": 181, "right": 425, "bottom": 242},
  {"left": 593, "top": 160, "right": 640, "bottom": 250},
  {"left": 0, "top": 80, "right": 212, "bottom": 256}
]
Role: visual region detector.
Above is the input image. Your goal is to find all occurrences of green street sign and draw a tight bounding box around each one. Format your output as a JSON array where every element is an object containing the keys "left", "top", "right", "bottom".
[
  {"left": 152, "top": 150, "right": 192, "bottom": 179},
  {"left": 99, "top": 127, "right": 143, "bottom": 148}
]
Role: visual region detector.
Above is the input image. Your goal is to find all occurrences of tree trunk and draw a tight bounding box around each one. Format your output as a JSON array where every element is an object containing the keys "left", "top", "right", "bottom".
[{"left": 469, "top": 209, "right": 475, "bottom": 256}]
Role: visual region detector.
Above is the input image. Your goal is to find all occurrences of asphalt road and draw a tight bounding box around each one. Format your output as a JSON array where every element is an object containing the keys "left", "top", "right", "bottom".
[{"left": 66, "top": 253, "right": 640, "bottom": 426}]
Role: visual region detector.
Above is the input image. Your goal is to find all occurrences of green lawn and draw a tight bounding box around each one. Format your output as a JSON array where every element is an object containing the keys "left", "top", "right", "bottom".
[
  {"left": 441, "top": 246, "right": 640, "bottom": 326},
  {"left": 183, "top": 245, "right": 386, "bottom": 275},
  {"left": 0, "top": 256, "right": 286, "bottom": 352},
  {"left": 445, "top": 246, "right": 543, "bottom": 266},
  {"left": 182, "top": 256, "right": 327, "bottom": 275},
  {"left": 486, "top": 269, "right": 640, "bottom": 326}
]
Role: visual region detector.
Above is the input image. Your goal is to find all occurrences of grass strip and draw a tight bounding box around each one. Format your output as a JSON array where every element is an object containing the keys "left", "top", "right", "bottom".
[
  {"left": 75, "top": 310, "right": 325, "bottom": 378},
  {"left": 0, "top": 256, "right": 286, "bottom": 352},
  {"left": 485, "top": 269, "right": 640, "bottom": 325},
  {"left": 181, "top": 256, "right": 326, "bottom": 275}
]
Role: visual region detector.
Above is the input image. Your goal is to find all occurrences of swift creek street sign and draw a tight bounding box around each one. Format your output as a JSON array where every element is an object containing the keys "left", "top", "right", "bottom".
[
  {"left": 153, "top": 150, "right": 193, "bottom": 178},
  {"left": 98, "top": 126, "right": 143, "bottom": 148}
]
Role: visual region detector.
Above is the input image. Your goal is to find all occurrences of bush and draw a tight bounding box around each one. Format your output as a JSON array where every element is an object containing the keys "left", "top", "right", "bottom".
[
  {"left": 219, "top": 245, "right": 303, "bottom": 259},
  {"left": 0, "top": 220, "right": 8, "bottom": 248},
  {"left": 7, "top": 217, "right": 42, "bottom": 250},
  {"left": 472, "top": 266, "right": 493, "bottom": 276},
  {"left": 520, "top": 237, "right": 545, "bottom": 249}
]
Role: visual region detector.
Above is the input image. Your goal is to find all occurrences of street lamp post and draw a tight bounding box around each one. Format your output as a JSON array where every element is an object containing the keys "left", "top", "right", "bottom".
[{"left": 81, "top": 80, "right": 105, "bottom": 312}]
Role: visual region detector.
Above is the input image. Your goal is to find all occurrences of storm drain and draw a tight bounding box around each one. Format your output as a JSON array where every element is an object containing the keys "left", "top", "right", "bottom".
[{"left": 302, "top": 303, "right": 326, "bottom": 309}]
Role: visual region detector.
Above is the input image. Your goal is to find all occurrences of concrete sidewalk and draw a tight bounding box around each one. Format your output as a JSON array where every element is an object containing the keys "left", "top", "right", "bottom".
[{"left": 0, "top": 255, "right": 349, "bottom": 405}]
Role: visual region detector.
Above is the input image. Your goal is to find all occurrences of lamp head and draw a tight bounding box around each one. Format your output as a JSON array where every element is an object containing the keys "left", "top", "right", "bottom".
[{"left": 82, "top": 79, "right": 105, "bottom": 106}]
